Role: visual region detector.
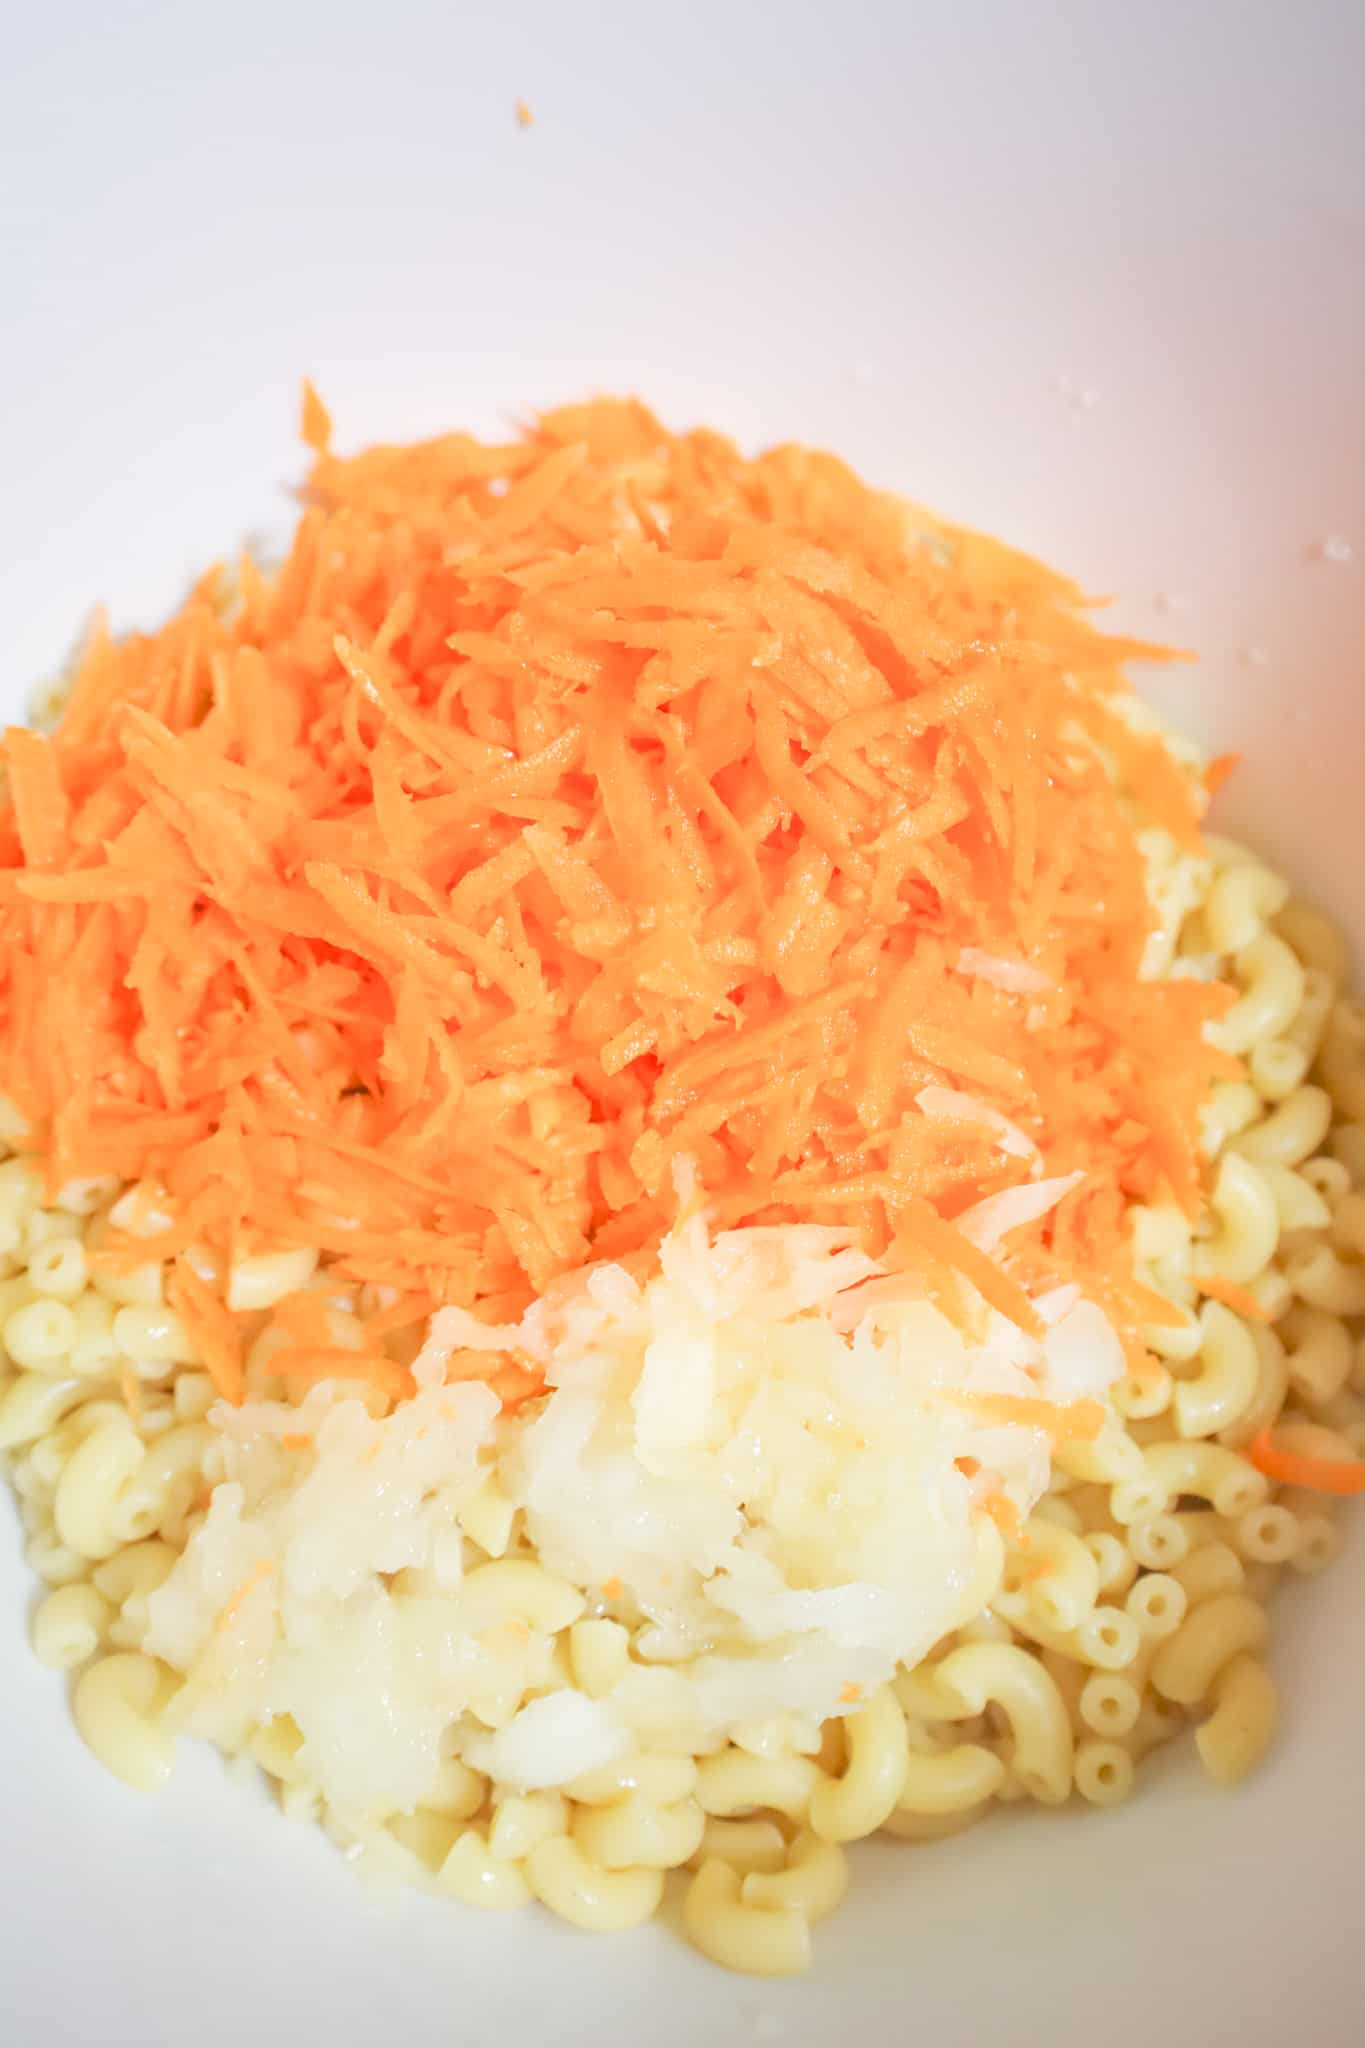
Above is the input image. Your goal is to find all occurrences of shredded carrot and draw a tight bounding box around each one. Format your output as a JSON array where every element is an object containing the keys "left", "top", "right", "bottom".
[
  {"left": 0, "top": 395, "right": 1229, "bottom": 1406},
  {"left": 602, "top": 1575, "right": 623, "bottom": 1601},
  {"left": 1203, "top": 751, "right": 1241, "bottom": 799},
  {"left": 1199, "top": 1273, "right": 1271, "bottom": 1322},
  {"left": 217, "top": 1558, "right": 276, "bottom": 1632},
  {"left": 979, "top": 1493, "right": 1022, "bottom": 1542},
  {"left": 280, "top": 1432, "right": 313, "bottom": 1451},
  {"left": 1247, "top": 1429, "right": 1365, "bottom": 1497},
  {"left": 515, "top": 98, "right": 534, "bottom": 128},
  {"left": 838, "top": 1681, "right": 862, "bottom": 1705},
  {"left": 948, "top": 1392, "right": 1106, "bottom": 1448}
]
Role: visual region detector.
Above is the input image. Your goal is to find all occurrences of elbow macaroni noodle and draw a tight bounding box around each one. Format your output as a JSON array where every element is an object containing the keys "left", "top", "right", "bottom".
[{"left": 1, "top": 855, "right": 1364, "bottom": 1973}]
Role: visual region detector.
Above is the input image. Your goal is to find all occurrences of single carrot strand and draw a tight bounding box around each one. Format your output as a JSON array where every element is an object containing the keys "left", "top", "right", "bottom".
[
  {"left": 1247, "top": 1429, "right": 1365, "bottom": 1497},
  {"left": 1199, "top": 1273, "right": 1270, "bottom": 1322}
]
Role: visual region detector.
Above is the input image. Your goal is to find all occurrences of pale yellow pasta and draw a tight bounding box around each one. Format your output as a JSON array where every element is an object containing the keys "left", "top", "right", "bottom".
[
  {"left": 1168, "top": 1544, "right": 1247, "bottom": 1614},
  {"left": 488, "top": 1792, "right": 568, "bottom": 1860},
  {"left": 1173, "top": 1301, "right": 1259, "bottom": 1440},
  {"left": 740, "top": 1831, "right": 848, "bottom": 1923},
  {"left": 225, "top": 1246, "right": 319, "bottom": 1313},
  {"left": 1258, "top": 1162, "right": 1334, "bottom": 1235},
  {"left": 573, "top": 1794, "right": 705, "bottom": 1871},
  {"left": 1073, "top": 1740, "right": 1136, "bottom": 1807},
  {"left": 1205, "top": 862, "right": 1288, "bottom": 956},
  {"left": 1289, "top": 1514, "right": 1342, "bottom": 1574},
  {"left": 690, "top": 1817, "right": 788, "bottom": 1875},
  {"left": 1111, "top": 1361, "right": 1173, "bottom": 1422},
  {"left": 1193, "top": 1654, "right": 1278, "bottom": 1786},
  {"left": 1192, "top": 1153, "right": 1281, "bottom": 1286},
  {"left": 3, "top": 1297, "right": 77, "bottom": 1370},
  {"left": 1074, "top": 1605, "right": 1143, "bottom": 1669},
  {"left": 439, "top": 1828, "right": 533, "bottom": 1910},
  {"left": 1199, "top": 1081, "right": 1263, "bottom": 1160},
  {"left": 1319, "top": 998, "right": 1365, "bottom": 1120},
  {"left": 1083, "top": 1530, "right": 1139, "bottom": 1598},
  {"left": 567, "top": 1617, "right": 629, "bottom": 1698},
  {"left": 893, "top": 1741, "right": 1006, "bottom": 1815},
  {"left": 1078, "top": 1672, "right": 1142, "bottom": 1739},
  {"left": 1279, "top": 1303, "right": 1354, "bottom": 1406},
  {"left": 567, "top": 1754, "right": 697, "bottom": 1807},
  {"left": 1233, "top": 1504, "right": 1299, "bottom": 1565},
  {"left": 427, "top": 1757, "right": 486, "bottom": 1820},
  {"left": 109, "top": 1305, "right": 197, "bottom": 1367},
  {"left": 1301, "top": 1156, "right": 1352, "bottom": 1206},
  {"left": 1284, "top": 1241, "right": 1365, "bottom": 1315},
  {"left": 1207, "top": 934, "right": 1305, "bottom": 1057},
  {"left": 1150, "top": 1594, "right": 1270, "bottom": 1706},
  {"left": 1125, "top": 1513, "right": 1190, "bottom": 1572},
  {"left": 807, "top": 1687, "right": 908, "bottom": 1843},
  {"left": 456, "top": 1558, "right": 585, "bottom": 1635},
  {"left": 458, "top": 1474, "right": 517, "bottom": 1559},
  {"left": 53, "top": 1420, "right": 145, "bottom": 1561},
  {"left": 25, "top": 1526, "right": 89, "bottom": 1587},
  {"left": 1274, "top": 899, "right": 1351, "bottom": 985},
  {"left": 695, "top": 1750, "right": 822, "bottom": 1822},
  {"left": 525, "top": 1835, "right": 664, "bottom": 1933},
  {"left": 1053, "top": 1421, "right": 1145, "bottom": 1485},
  {"left": 388, "top": 1809, "right": 461, "bottom": 1875},
  {"left": 172, "top": 1371, "right": 217, "bottom": 1424},
  {"left": 30, "top": 1581, "right": 112, "bottom": 1668},
  {"left": 880, "top": 1800, "right": 993, "bottom": 1841},
  {"left": 1137, "top": 1441, "right": 1269, "bottom": 1519},
  {"left": 1012, "top": 1516, "right": 1101, "bottom": 1633},
  {"left": 1217, "top": 1324, "right": 1290, "bottom": 1450},
  {"left": 682, "top": 1860, "right": 811, "bottom": 1977},
  {"left": 929, "top": 1642, "right": 1072, "bottom": 1804},
  {"left": 26, "top": 1237, "right": 89, "bottom": 1300},
  {"left": 1329, "top": 1122, "right": 1365, "bottom": 1183},
  {"left": 249, "top": 1716, "right": 306, "bottom": 1782},
  {"left": 1332, "top": 1189, "right": 1365, "bottom": 1257},
  {"left": 71, "top": 1651, "right": 178, "bottom": 1790},
  {"left": 1123, "top": 1573, "right": 1187, "bottom": 1641}
]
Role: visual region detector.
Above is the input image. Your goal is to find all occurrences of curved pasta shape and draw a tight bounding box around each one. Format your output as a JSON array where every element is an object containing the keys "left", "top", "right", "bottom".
[
  {"left": 566, "top": 1753, "right": 697, "bottom": 1807},
  {"left": 808, "top": 1686, "right": 908, "bottom": 1843},
  {"left": 1193, "top": 1654, "right": 1278, "bottom": 1786},
  {"left": 1138, "top": 1441, "right": 1269, "bottom": 1520},
  {"left": 740, "top": 1831, "right": 848, "bottom": 1923},
  {"left": 525, "top": 1836, "right": 664, "bottom": 1932},
  {"left": 30, "top": 1581, "right": 112, "bottom": 1669},
  {"left": 71, "top": 1652, "right": 177, "bottom": 1790},
  {"left": 1279, "top": 1303, "right": 1354, "bottom": 1407},
  {"left": 682, "top": 1860, "right": 811, "bottom": 1977},
  {"left": 568, "top": 1618, "right": 629, "bottom": 1699},
  {"left": 1192, "top": 1154, "right": 1280, "bottom": 1286},
  {"left": 53, "top": 1421, "right": 146, "bottom": 1561},
  {"left": 695, "top": 1750, "right": 822, "bottom": 1822},
  {"left": 929, "top": 1642, "right": 1073, "bottom": 1804},
  {"left": 1073, "top": 1740, "right": 1135, "bottom": 1807},
  {"left": 488, "top": 1792, "right": 568, "bottom": 1860},
  {"left": 1207, "top": 934, "right": 1305, "bottom": 1055},
  {"left": 1150, "top": 1594, "right": 1270, "bottom": 1706},
  {"left": 1319, "top": 999, "right": 1365, "bottom": 1121},
  {"left": 456, "top": 1558, "right": 586, "bottom": 1635},
  {"left": 1173, "top": 1302, "right": 1259, "bottom": 1440},
  {"left": 573, "top": 1793, "right": 705, "bottom": 1871},
  {"left": 1217, "top": 1324, "right": 1290, "bottom": 1452},
  {"left": 1231, "top": 1085, "right": 1333, "bottom": 1170},
  {"left": 1017, "top": 1517, "right": 1101, "bottom": 1632},
  {"left": 439, "top": 1828, "right": 533, "bottom": 1910},
  {"left": 1205, "top": 862, "right": 1289, "bottom": 956},
  {"left": 893, "top": 1741, "right": 1006, "bottom": 1815},
  {"left": 689, "top": 1817, "right": 787, "bottom": 1876},
  {"left": 1284, "top": 1242, "right": 1365, "bottom": 1316}
]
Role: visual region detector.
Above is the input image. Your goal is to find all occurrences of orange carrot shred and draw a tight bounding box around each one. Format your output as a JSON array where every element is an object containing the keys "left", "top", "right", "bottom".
[
  {"left": 1199, "top": 1273, "right": 1271, "bottom": 1322},
  {"left": 0, "top": 392, "right": 1227, "bottom": 1407},
  {"left": 1203, "top": 751, "right": 1242, "bottom": 799},
  {"left": 1247, "top": 1429, "right": 1365, "bottom": 1497}
]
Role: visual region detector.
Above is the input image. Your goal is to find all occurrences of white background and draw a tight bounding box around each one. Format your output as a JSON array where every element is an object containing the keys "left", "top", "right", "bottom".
[{"left": 1, "top": 5, "right": 1363, "bottom": 2044}]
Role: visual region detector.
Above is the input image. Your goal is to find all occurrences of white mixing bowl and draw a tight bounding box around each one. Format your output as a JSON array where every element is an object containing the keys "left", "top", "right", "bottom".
[{"left": 2, "top": 6, "right": 1361, "bottom": 2044}]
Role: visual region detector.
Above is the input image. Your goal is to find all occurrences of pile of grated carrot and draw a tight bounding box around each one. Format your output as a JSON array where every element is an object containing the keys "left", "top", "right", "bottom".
[{"left": 0, "top": 393, "right": 1237, "bottom": 1402}]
